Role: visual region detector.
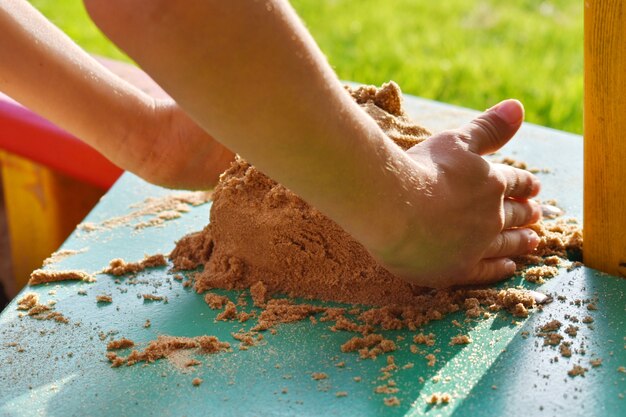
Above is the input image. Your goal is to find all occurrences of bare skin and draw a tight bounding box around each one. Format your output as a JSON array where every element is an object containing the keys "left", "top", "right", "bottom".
[
  {"left": 83, "top": 0, "right": 541, "bottom": 287},
  {"left": 0, "top": 0, "right": 234, "bottom": 189}
]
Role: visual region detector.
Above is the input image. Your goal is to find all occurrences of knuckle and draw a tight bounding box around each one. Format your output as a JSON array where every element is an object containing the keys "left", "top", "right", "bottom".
[
  {"left": 508, "top": 171, "right": 521, "bottom": 195},
  {"left": 494, "top": 234, "right": 508, "bottom": 256},
  {"left": 511, "top": 170, "right": 536, "bottom": 197},
  {"left": 439, "top": 130, "right": 470, "bottom": 151},
  {"left": 507, "top": 204, "right": 518, "bottom": 226},
  {"left": 516, "top": 231, "right": 529, "bottom": 252},
  {"left": 522, "top": 203, "right": 534, "bottom": 224},
  {"left": 520, "top": 173, "right": 535, "bottom": 195},
  {"left": 452, "top": 130, "right": 471, "bottom": 143},
  {"left": 511, "top": 173, "right": 527, "bottom": 195},
  {"left": 491, "top": 173, "right": 507, "bottom": 195},
  {"left": 488, "top": 167, "right": 508, "bottom": 188},
  {"left": 470, "top": 262, "right": 491, "bottom": 282}
]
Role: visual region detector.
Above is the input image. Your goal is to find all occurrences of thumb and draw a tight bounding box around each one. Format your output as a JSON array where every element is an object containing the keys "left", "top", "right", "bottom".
[{"left": 460, "top": 99, "right": 524, "bottom": 155}]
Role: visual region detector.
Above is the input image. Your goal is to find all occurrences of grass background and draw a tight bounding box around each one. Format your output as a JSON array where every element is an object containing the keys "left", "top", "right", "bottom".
[{"left": 29, "top": 0, "right": 583, "bottom": 134}]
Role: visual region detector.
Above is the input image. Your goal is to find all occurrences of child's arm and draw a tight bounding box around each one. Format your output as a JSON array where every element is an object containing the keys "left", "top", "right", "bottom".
[
  {"left": 84, "top": 0, "right": 541, "bottom": 288},
  {"left": 0, "top": 0, "right": 233, "bottom": 189}
]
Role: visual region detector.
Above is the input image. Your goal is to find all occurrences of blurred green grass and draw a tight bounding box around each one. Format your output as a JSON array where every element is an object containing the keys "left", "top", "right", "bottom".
[{"left": 29, "top": 0, "right": 583, "bottom": 133}]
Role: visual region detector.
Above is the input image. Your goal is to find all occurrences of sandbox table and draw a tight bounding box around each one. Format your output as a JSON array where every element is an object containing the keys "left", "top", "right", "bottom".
[{"left": 0, "top": 96, "right": 624, "bottom": 417}]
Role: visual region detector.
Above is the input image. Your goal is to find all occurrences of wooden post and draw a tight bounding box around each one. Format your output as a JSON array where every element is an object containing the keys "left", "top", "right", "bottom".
[{"left": 584, "top": 0, "right": 626, "bottom": 277}]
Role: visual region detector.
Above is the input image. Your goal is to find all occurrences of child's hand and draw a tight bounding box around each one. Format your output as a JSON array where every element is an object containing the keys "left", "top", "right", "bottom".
[
  {"left": 114, "top": 100, "right": 234, "bottom": 190},
  {"left": 371, "top": 100, "right": 541, "bottom": 287}
]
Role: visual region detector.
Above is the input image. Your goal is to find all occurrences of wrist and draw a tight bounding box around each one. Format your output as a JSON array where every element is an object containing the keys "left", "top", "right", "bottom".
[
  {"left": 91, "top": 91, "right": 159, "bottom": 173},
  {"left": 330, "top": 135, "right": 428, "bottom": 260}
]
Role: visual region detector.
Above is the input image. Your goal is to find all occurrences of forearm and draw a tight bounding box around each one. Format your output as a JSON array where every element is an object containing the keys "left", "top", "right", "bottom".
[
  {"left": 0, "top": 0, "right": 152, "bottom": 163},
  {"left": 86, "top": 0, "right": 420, "bottom": 249}
]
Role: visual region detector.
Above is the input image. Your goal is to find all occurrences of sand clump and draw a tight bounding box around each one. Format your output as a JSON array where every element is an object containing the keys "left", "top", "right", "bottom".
[
  {"left": 106, "top": 335, "right": 230, "bottom": 367},
  {"left": 231, "top": 330, "right": 263, "bottom": 350},
  {"left": 341, "top": 334, "right": 397, "bottom": 359},
  {"left": 413, "top": 333, "right": 436, "bottom": 347},
  {"left": 424, "top": 354, "right": 436, "bottom": 367},
  {"left": 514, "top": 218, "right": 583, "bottom": 273},
  {"left": 428, "top": 392, "right": 451, "bottom": 405},
  {"left": 384, "top": 396, "right": 401, "bottom": 407},
  {"left": 523, "top": 266, "right": 559, "bottom": 284},
  {"left": 142, "top": 294, "right": 166, "bottom": 302},
  {"left": 204, "top": 293, "right": 229, "bottom": 309},
  {"left": 568, "top": 364, "right": 588, "bottom": 377},
  {"left": 102, "top": 254, "right": 167, "bottom": 276},
  {"left": 252, "top": 299, "right": 326, "bottom": 331},
  {"left": 449, "top": 335, "right": 472, "bottom": 346},
  {"left": 15, "top": 293, "right": 69, "bottom": 324},
  {"left": 29, "top": 269, "right": 95, "bottom": 286},
  {"left": 237, "top": 287, "right": 535, "bottom": 334},
  {"left": 96, "top": 295, "right": 113, "bottom": 303},
  {"left": 107, "top": 338, "right": 135, "bottom": 350},
  {"left": 16, "top": 293, "right": 39, "bottom": 311}
]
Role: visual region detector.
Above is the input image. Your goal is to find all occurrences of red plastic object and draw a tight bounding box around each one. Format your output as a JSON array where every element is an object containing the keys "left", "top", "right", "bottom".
[{"left": 0, "top": 92, "right": 123, "bottom": 190}]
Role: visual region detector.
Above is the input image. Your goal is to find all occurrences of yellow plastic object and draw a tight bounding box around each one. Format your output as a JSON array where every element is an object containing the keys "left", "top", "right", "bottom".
[{"left": 0, "top": 150, "right": 104, "bottom": 293}]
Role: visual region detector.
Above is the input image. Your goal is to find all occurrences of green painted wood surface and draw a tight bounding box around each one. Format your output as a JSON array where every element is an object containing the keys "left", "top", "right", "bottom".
[{"left": 0, "top": 96, "right": 624, "bottom": 417}]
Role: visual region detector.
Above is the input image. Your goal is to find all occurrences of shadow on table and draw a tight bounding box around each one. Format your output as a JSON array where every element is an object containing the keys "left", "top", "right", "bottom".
[{"left": 448, "top": 267, "right": 626, "bottom": 417}]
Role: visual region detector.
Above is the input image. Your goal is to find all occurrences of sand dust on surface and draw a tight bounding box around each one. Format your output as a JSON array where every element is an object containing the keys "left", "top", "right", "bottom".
[
  {"left": 42, "top": 248, "right": 87, "bottom": 267},
  {"left": 78, "top": 191, "right": 212, "bottom": 232}
]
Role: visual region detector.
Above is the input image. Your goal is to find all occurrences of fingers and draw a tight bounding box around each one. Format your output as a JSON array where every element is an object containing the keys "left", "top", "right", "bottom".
[
  {"left": 483, "top": 229, "right": 540, "bottom": 259},
  {"left": 462, "top": 258, "right": 517, "bottom": 286},
  {"left": 495, "top": 164, "right": 541, "bottom": 199},
  {"left": 462, "top": 228, "right": 539, "bottom": 284},
  {"left": 503, "top": 199, "right": 542, "bottom": 229},
  {"left": 459, "top": 99, "right": 524, "bottom": 155},
  {"left": 451, "top": 227, "right": 539, "bottom": 286}
]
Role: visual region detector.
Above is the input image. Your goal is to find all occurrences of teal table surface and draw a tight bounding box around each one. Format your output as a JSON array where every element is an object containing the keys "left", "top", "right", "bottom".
[{"left": 0, "top": 96, "right": 624, "bottom": 417}]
